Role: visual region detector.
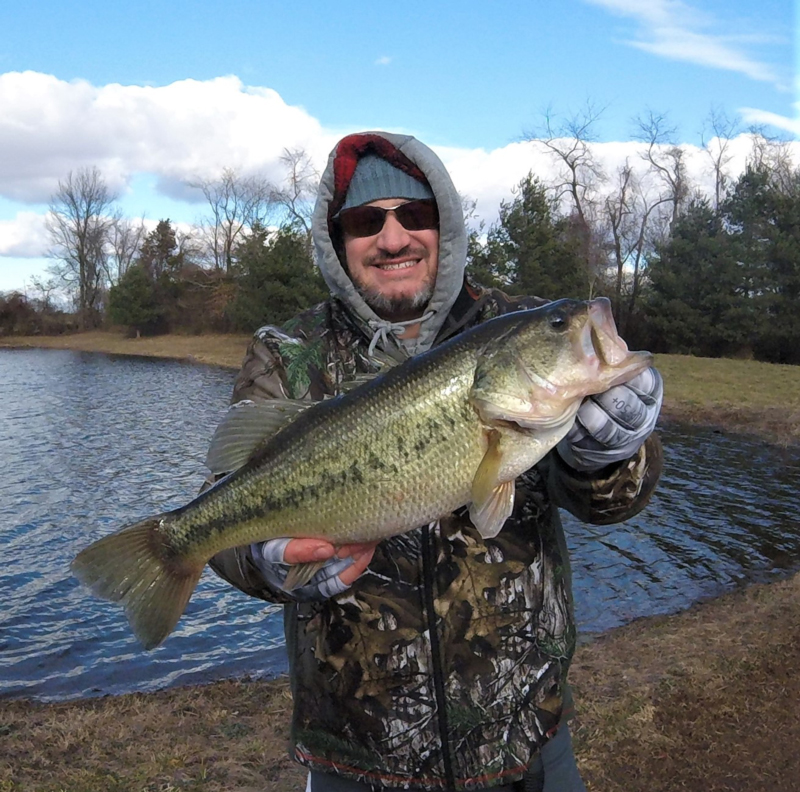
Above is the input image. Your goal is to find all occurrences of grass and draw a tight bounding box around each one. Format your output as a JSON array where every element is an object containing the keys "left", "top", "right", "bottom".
[
  {"left": 655, "top": 353, "right": 800, "bottom": 445},
  {"left": 1, "top": 331, "right": 799, "bottom": 791}
]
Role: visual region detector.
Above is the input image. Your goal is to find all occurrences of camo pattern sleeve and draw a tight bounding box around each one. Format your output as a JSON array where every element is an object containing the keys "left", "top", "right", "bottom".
[{"left": 543, "top": 433, "right": 663, "bottom": 525}]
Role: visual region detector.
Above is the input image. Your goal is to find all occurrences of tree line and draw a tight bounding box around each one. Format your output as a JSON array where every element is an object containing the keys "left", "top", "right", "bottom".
[{"left": 2, "top": 116, "right": 798, "bottom": 364}]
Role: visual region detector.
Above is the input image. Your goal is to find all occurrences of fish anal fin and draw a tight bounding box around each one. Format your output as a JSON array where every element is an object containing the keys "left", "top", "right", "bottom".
[
  {"left": 71, "top": 517, "right": 204, "bottom": 650},
  {"left": 282, "top": 560, "right": 327, "bottom": 592}
]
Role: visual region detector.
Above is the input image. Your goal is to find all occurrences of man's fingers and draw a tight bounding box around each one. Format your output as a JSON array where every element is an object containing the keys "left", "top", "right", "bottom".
[
  {"left": 283, "top": 538, "right": 337, "bottom": 564},
  {"left": 338, "top": 545, "right": 377, "bottom": 586}
]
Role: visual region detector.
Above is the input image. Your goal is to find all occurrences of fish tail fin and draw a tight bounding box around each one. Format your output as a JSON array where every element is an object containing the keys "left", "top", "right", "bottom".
[{"left": 71, "top": 516, "right": 204, "bottom": 650}]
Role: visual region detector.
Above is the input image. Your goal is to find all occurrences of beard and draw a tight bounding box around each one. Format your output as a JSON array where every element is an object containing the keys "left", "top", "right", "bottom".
[{"left": 350, "top": 251, "right": 437, "bottom": 323}]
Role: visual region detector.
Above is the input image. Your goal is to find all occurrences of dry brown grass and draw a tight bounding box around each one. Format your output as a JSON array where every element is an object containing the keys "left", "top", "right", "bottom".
[
  {"left": 0, "top": 678, "right": 306, "bottom": 792},
  {"left": 571, "top": 572, "right": 800, "bottom": 791},
  {"left": 0, "top": 331, "right": 251, "bottom": 371},
  {"left": 1, "top": 333, "right": 798, "bottom": 790}
]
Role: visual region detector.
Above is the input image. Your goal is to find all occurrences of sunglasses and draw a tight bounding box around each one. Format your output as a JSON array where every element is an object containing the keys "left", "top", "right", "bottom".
[{"left": 336, "top": 199, "right": 439, "bottom": 238}]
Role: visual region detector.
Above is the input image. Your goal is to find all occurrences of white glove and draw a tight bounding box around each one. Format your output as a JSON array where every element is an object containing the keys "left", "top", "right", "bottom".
[
  {"left": 250, "top": 538, "right": 355, "bottom": 602},
  {"left": 557, "top": 367, "right": 663, "bottom": 472}
]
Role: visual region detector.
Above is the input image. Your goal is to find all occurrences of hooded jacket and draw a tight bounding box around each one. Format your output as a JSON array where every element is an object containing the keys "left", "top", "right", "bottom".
[{"left": 209, "top": 132, "right": 662, "bottom": 790}]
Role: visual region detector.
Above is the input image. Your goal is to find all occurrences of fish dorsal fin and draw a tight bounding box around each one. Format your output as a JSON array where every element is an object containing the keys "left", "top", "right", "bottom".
[
  {"left": 469, "top": 430, "right": 516, "bottom": 538},
  {"left": 205, "top": 398, "right": 312, "bottom": 475},
  {"left": 337, "top": 352, "right": 399, "bottom": 394}
]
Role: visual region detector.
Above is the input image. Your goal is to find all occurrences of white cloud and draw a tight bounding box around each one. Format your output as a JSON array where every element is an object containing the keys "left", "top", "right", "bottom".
[
  {"left": 585, "top": 0, "right": 782, "bottom": 85},
  {"left": 0, "top": 211, "right": 49, "bottom": 257},
  {"left": 739, "top": 107, "right": 800, "bottom": 138},
  {"left": 0, "top": 70, "right": 797, "bottom": 296},
  {"left": 0, "top": 71, "right": 335, "bottom": 204},
  {"left": 375, "top": 56, "right": 392, "bottom": 66}
]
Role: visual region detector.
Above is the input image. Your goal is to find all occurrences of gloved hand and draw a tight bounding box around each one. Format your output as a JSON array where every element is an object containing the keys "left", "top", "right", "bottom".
[
  {"left": 557, "top": 367, "right": 663, "bottom": 472},
  {"left": 250, "top": 538, "right": 376, "bottom": 602}
]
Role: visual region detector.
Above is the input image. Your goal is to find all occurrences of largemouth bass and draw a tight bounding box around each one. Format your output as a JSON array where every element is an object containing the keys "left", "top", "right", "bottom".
[{"left": 72, "top": 298, "right": 652, "bottom": 649}]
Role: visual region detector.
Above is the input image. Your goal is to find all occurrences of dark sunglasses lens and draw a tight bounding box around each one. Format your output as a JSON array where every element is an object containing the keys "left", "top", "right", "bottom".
[
  {"left": 339, "top": 206, "right": 385, "bottom": 237},
  {"left": 338, "top": 200, "right": 439, "bottom": 238},
  {"left": 394, "top": 200, "right": 439, "bottom": 231}
]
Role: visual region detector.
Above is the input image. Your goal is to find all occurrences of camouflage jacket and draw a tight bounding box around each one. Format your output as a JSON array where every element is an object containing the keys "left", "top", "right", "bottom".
[{"left": 209, "top": 281, "right": 663, "bottom": 790}]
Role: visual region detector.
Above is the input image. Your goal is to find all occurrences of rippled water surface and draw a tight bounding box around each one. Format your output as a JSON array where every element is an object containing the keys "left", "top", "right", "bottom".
[{"left": 1, "top": 348, "right": 799, "bottom": 701}]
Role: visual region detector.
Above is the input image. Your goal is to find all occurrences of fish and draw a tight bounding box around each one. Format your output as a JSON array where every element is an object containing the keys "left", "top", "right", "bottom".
[{"left": 71, "top": 297, "right": 652, "bottom": 649}]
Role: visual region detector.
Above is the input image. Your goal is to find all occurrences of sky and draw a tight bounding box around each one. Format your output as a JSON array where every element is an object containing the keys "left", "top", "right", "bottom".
[{"left": 0, "top": 0, "right": 796, "bottom": 294}]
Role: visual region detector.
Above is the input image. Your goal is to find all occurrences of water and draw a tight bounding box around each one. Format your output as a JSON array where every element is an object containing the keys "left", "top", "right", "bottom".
[{"left": 1, "top": 348, "right": 799, "bottom": 702}]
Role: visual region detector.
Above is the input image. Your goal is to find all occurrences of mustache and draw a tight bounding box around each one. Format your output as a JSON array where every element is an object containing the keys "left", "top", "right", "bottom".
[{"left": 365, "top": 246, "right": 428, "bottom": 266}]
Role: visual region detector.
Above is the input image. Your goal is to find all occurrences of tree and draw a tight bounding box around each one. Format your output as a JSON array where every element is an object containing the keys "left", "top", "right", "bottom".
[
  {"left": 634, "top": 110, "right": 690, "bottom": 230},
  {"left": 271, "top": 148, "right": 319, "bottom": 252},
  {"left": 601, "top": 161, "right": 674, "bottom": 334},
  {"left": 46, "top": 166, "right": 117, "bottom": 329},
  {"left": 137, "top": 220, "right": 186, "bottom": 279},
  {"left": 724, "top": 165, "right": 800, "bottom": 363},
  {"left": 192, "top": 168, "right": 275, "bottom": 273},
  {"left": 701, "top": 107, "right": 741, "bottom": 210},
  {"left": 644, "top": 199, "right": 756, "bottom": 356},
  {"left": 227, "top": 224, "right": 328, "bottom": 331},
  {"left": 107, "top": 264, "right": 162, "bottom": 337},
  {"left": 469, "top": 174, "right": 589, "bottom": 299},
  {"left": 524, "top": 103, "right": 612, "bottom": 298},
  {"left": 108, "top": 214, "right": 147, "bottom": 285}
]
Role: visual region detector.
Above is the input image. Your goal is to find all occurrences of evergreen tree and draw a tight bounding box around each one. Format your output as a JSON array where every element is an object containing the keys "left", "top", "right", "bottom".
[
  {"left": 107, "top": 264, "right": 162, "bottom": 337},
  {"left": 228, "top": 224, "right": 327, "bottom": 331},
  {"left": 472, "top": 174, "right": 589, "bottom": 299},
  {"left": 137, "top": 220, "right": 185, "bottom": 279},
  {"left": 645, "top": 199, "right": 756, "bottom": 356},
  {"left": 724, "top": 166, "right": 800, "bottom": 363}
]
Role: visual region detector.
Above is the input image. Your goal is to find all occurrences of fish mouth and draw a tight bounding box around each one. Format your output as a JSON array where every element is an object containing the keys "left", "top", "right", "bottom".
[{"left": 582, "top": 298, "right": 652, "bottom": 386}]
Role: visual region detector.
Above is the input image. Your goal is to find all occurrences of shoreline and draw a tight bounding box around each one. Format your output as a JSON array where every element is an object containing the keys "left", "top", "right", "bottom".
[
  {"left": 2, "top": 330, "right": 799, "bottom": 790},
  {"left": 2, "top": 329, "right": 798, "bottom": 446}
]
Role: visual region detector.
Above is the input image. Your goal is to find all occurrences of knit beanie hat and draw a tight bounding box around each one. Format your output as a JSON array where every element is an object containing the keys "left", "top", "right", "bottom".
[{"left": 338, "top": 154, "right": 434, "bottom": 213}]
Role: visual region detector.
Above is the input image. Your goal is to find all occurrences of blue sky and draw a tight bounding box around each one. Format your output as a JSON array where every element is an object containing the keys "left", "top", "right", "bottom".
[{"left": 0, "top": 0, "right": 795, "bottom": 293}]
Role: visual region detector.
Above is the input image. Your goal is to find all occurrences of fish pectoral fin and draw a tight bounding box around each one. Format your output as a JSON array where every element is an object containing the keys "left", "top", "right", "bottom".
[
  {"left": 282, "top": 560, "right": 327, "bottom": 592},
  {"left": 469, "top": 430, "right": 515, "bottom": 538},
  {"left": 469, "top": 480, "right": 515, "bottom": 539},
  {"left": 205, "top": 398, "right": 313, "bottom": 475},
  {"left": 71, "top": 516, "right": 204, "bottom": 650}
]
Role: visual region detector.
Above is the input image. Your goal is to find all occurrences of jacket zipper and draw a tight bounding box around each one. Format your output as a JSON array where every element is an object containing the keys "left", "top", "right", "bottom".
[{"left": 421, "top": 522, "right": 456, "bottom": 790}]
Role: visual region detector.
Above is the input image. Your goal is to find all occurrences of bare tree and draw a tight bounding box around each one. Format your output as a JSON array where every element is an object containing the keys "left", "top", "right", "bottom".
[
  {"left": 108, "top": 212, "right": 147, "bottom": 284},
  {"left": 191, "top": 168, "right": 275, "bottom": 272},
  {"left": 271, "top": 148, "right": 319, "bottom": 239},
  {"left": 46, "top": 166, "right": 117, "bottom": 329},
  {"left": 602, "top": 161, "right": 674, "bottom": 331},
  {"left": 634, "top": 110, "right": 690, "bottom": 229},
  {"left": 747, "top": 127, "right": 797, "bottom": 192},
  {"left": 701, "top": 107, "right": 741, "bottom": 209},
  {"left": 524, "top": 103, "right": 608, "bottom": 294}
]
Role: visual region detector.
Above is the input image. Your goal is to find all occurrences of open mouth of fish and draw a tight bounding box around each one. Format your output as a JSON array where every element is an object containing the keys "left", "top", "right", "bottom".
[{"left": 580, "top": 298, "right": 651, "bottom": 389}]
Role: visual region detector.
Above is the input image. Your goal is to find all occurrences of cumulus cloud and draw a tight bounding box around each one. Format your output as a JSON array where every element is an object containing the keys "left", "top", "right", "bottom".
[
  {"left": 0, "top": 211, "right": 49, "bottom": 257},
  {"left": 584, "top": 0, "right": 783, "bottom": 85},
  {"left": 0, "top": 70, "right": 796, "bottom": 290},
  {"left": 0, "top": 71, "right": 335, "bottom": 204}
]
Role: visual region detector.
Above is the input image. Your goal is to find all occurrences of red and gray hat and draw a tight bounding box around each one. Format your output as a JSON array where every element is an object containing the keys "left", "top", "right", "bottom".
[{"left": 329, "top": 133, "right": 434, "bottom": 220}]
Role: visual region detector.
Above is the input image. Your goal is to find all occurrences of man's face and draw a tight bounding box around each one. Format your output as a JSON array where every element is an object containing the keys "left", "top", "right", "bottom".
[{"left": 342, "top": 198, "right": 439, "bottom": 323}]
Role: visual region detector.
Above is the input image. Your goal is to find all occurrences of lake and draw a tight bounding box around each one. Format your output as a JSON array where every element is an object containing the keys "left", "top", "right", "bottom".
[{"left": 1, "top": 348, "right": 798, "bottom": 702}]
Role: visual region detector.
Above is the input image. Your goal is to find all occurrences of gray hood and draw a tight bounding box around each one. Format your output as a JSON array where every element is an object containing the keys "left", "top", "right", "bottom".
[{"left": 311, "top": 131, "right": 468, "bottom": 358}]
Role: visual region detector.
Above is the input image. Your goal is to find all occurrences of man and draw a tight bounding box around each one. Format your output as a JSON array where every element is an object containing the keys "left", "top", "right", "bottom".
[{"left": 209, "top": 131, "right": 663, "bottom": 791}]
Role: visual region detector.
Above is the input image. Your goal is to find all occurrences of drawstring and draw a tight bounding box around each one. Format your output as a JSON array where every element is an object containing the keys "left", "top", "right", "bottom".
[{"left": 367, "top": 311, "right": 434, "bottom": 357}]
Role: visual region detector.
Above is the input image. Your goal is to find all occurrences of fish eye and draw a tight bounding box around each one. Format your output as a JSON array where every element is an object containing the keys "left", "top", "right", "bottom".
[{"left": 548, "top": 312, "right": 568, "bottom": 331}]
